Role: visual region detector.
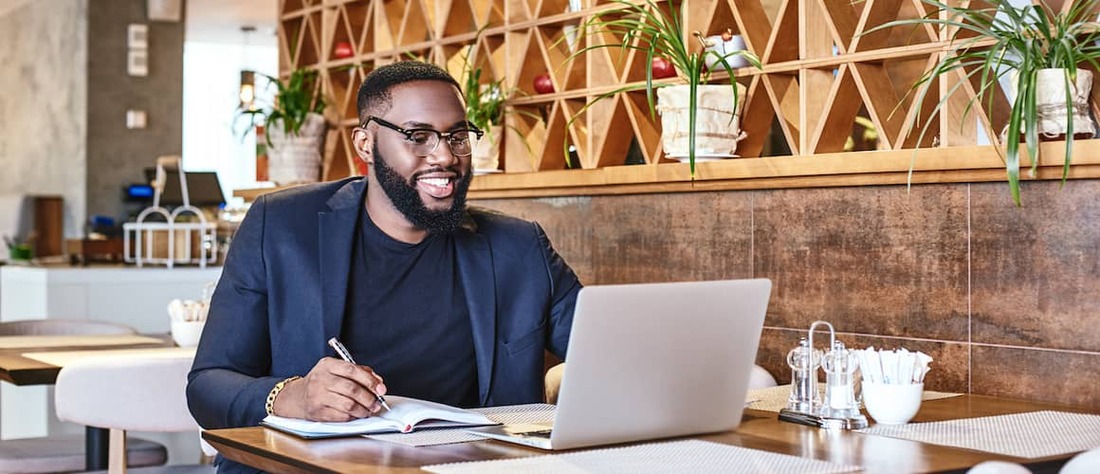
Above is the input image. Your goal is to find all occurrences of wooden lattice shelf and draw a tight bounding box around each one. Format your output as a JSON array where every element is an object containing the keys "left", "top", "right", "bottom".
[{"left": 277, "top": 0, "right": 1098, "bottom": 185}]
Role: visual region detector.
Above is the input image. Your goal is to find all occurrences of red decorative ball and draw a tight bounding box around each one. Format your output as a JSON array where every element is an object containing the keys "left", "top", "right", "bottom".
[
  {"left": 651, "top": 57, "right": 677, "bottom": 79},
  {"left": 333, "top": 41, "right": 355, "bottom": 59},
  {"left": 533, "top": 73, "right": 555, "bottom": 94}
]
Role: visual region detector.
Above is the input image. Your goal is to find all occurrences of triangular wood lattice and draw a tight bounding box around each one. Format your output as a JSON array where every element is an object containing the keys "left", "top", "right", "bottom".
[{"left": 283, "top": 0, "right": 1100, "bottom": 182}]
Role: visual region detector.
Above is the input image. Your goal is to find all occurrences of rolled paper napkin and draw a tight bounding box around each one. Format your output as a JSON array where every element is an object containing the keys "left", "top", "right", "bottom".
[{"left": 856, "top": 347, "right": 932, "bottom": 385}]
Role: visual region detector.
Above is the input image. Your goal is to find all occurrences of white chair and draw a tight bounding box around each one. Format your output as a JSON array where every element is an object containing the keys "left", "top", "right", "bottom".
[
  {"left": 0, "top": 319, "right": 141, "bottom": 336},
  {"left": 0, "top": 320, "right": 168, "bottom": 473},
  {"left": 1061, "top": 448, "right": 1100, "bottom": 474},
  {"left": 54, "top": 352, "right": 212, "bottom": 474},
  {"left": 749, "top": 364, "right": 778, "bottom": 389},
  {"left": 966, "top": 461, "right": 1030, "bottom": 473}
]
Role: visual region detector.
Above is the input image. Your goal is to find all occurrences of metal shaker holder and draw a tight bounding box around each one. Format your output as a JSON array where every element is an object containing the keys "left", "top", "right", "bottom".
[{"left": 778, "top": 320, "right": 868, "bottom": 430}]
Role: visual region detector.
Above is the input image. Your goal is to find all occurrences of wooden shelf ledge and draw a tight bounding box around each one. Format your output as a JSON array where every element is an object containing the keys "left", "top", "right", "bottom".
[{"left": 233, "top": 140, "right": 1100, "bottom": 201}]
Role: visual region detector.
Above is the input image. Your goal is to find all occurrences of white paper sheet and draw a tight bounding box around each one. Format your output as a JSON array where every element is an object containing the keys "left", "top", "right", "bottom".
[
  {"left": 422, "top": 439, "right": 862, "bottom": 473},
  {"left": 859, "top": 410, "right": 1100, "bottom": 459},
  {"left": 366, "top": 403, "right": 556, "bottom": 447}
]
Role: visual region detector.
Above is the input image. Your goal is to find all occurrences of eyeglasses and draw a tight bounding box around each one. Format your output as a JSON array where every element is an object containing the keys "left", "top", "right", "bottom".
[{"left": 363, "top": 116, "right": 484, "bottom": 157}]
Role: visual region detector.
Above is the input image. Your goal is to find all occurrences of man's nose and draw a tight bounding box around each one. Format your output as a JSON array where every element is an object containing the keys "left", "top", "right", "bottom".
[{"left": 425, "top": 141, "right": 458, "bottom": 168}]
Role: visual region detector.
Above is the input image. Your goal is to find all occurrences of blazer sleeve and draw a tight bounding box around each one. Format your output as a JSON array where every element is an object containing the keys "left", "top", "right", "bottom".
[
  {"left": 187, "top": 195, "right": 284, "bottom": 429},
  {"left": 534, "top": 221, "right": 582, "bottom": 359}
]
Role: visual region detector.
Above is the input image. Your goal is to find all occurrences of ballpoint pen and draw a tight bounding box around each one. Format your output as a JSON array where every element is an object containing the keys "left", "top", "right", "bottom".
[{"left": 327, "top": 337, "right": 392, "bottom": 412}]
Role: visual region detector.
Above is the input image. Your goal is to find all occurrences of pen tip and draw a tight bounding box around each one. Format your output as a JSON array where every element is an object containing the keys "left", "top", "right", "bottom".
[{"left": 381, "top": 400, "right": 392, "bottom": 411}]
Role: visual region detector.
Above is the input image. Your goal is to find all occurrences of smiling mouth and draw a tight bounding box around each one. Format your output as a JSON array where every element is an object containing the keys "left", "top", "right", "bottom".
[{"left": 416, "top": 176, "right": 456, "bottom": 199}]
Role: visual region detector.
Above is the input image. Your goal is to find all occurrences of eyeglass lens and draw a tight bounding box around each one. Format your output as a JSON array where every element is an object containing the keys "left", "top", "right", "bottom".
[{"left": 407, "top": 130, "right": 477, "bottom": 157}]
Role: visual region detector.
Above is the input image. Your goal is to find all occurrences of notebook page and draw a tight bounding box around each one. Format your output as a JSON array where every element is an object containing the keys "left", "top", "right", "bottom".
[
  {"left": 367, "top": 403, "right": 556, "bottom": 447},
  {"left": 263, "top": 396, "right": 495, "bottom": 438}
]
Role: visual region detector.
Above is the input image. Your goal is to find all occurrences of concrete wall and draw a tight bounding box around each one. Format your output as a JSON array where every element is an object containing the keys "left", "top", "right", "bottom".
[
  {"left": 474, "top": 179, "right": 1100, "bottom": 411},
  {"left": 0, "top": 0, "right": 184, "bottom": 235},
  {"left": 86, "top": 0, "right": 184, "bottom": 223},
  {"left": 0, "top": 0, "right": 88, "bottom": 237}
]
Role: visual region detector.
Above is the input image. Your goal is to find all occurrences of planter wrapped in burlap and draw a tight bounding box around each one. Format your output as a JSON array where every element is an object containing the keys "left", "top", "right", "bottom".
[
  {"left": 267, "top": 112, "right": 326, "bottom": 185},
  {"left": 1035, "top": 68, "right": 1095, "bottom": 139},
  {"left": 655, "top": 84, "right": 748, "bottom": 158},
  {"left": 471, "top": 124, "right": 503, "bottom": 173}
]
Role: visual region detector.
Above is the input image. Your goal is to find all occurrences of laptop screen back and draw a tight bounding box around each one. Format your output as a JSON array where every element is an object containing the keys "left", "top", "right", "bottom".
[{"left": 550, "top": 279, "right": 772, "bottom": 449}]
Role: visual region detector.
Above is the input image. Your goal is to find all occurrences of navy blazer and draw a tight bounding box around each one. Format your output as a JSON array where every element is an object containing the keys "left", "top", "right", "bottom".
[{"left": 187, "top": 177, "right": 581, "bottom": 432}]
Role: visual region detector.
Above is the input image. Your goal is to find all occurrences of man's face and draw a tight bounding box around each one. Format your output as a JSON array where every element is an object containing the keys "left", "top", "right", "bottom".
[
  {"left": 372, "top": 140, "right": 472, "bottom": 234},
  {"left": 365, "top": 80, "right": 474, "bottom": 233}
]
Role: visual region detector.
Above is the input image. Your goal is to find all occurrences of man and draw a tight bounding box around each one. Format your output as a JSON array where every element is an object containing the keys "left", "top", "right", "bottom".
[{"left": 187, "top": 61, "right": 581, "bottom": 472}]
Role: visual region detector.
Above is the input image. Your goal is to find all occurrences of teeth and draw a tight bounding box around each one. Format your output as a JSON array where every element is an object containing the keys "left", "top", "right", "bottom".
[{"left": 419, "top": 177, "right": 450, "bottom": 187}]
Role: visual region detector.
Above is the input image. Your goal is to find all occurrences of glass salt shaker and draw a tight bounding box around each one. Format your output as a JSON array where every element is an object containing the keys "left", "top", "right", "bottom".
[{"left": 820, "top": 340, "right": 861, "bottom": 419}]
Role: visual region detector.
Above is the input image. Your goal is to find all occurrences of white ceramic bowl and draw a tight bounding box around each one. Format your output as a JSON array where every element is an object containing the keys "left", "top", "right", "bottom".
[
  {"left": 171, "top": 320, "right": 206, "bottom": 347},
  {"left": 863, "top": 382, "right": 923, "bottom": 425}
]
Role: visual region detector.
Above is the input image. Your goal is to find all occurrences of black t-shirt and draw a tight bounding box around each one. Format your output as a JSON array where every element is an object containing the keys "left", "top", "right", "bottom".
[{"left": 341, "top": 212, "right": 479, "bottom": 407}]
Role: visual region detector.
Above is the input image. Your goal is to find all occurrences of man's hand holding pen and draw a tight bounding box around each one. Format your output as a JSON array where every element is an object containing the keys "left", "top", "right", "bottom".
[{"left": 268, "top": 355, "right": 389, "bottom": 422}]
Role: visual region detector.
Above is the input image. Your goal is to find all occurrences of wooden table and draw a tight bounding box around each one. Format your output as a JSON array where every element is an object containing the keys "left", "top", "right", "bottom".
[
  {"left": 0, "top": 334, "right": 176, "bottom": 470},
  {"left": 203, "top": 395, "right": 1091, "bottom": 473},
  {"left": 0, "top": 334, "right": 171, "bottom": 385}
]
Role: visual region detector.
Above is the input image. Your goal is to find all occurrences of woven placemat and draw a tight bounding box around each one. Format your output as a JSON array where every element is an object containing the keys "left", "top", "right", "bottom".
[
  {"left": 747, "top": 384, "right": 961, "bottom": 413},
  {"left": 422, "top": 439, "right": 861, "bottom": 473},
  {"left": 859, "top": 410, "right": 1100, "bottom": 459}
]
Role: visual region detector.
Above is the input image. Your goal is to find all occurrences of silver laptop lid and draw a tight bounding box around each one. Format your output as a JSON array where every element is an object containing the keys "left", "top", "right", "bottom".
[{"left": 551, "top": 279, "right": 772, "bottom": 450}]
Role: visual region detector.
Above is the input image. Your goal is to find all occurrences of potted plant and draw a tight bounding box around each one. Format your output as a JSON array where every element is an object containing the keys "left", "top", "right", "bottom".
[
  {"left": 875, "top": 0, "right": 1100, "bottom": 205},
  {"left": 571, "top": 0, "right": 761, "bottom": 173},
  {"left": 240, "top": 68, "right": 327, "bottom": 185},
  {"left": 463, "top": 66, "right": 506, "bottom": 174}
]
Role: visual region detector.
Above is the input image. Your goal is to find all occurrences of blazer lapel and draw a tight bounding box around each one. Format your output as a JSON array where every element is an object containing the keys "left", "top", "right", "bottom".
[
  {"left": 454, "top": 224, "right": 497, "bottom": 405},
  {"left": 318, "top": 180, "right": 366, "bottom": 344}
]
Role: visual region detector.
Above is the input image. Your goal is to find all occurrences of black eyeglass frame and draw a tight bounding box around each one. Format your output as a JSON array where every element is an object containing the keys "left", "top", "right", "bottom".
[{"left": 361, "top": 116, "right": 484, "bottom": 157}]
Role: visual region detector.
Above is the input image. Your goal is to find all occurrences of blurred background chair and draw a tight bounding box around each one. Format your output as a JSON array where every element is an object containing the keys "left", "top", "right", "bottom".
[
  {"left": 0, "top": 319, "right": 141, "bottom": 336},
  {"left": 543, "top": 363, "right": 778, "bottom": 404},
  {"left": 966, "top": 460, "right": 1030, "bottom": 474},
  {"left": 1060, "top": 447, "right": 1100, "bottom": 474},
  {"left": 0, "top": 319, "right": 168, "bottom": 473},
  {"left": 54, "top": 351, "right": 212, "bottom": 474}
]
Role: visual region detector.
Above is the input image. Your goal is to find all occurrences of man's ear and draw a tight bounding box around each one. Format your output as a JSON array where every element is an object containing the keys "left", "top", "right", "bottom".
[{"left": 351, "top": 127, "right": 373, "bottom": 164}]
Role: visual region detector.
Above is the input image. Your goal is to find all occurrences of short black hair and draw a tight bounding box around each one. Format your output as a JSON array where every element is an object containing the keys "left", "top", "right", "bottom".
[{"left": 356, "top": 60, "right": 462, "bottom": 123}]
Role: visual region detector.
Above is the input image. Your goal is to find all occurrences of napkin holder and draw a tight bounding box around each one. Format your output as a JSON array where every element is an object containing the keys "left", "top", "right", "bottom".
[{"left": 779, "top": 320, "right": 868, "bottom": 430}]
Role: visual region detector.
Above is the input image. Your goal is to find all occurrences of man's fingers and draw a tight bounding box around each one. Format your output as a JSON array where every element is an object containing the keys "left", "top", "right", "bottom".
[{"left": 329, "top": 358, "right": 387, "bottom": 399}]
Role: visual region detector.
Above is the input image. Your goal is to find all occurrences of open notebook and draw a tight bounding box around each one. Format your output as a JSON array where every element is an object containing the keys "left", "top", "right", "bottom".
[{"left": 262, "top": 395, "right": 497, "bottom": 439}]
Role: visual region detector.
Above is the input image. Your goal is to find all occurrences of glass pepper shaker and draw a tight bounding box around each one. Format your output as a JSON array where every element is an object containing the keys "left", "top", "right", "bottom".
[{"left": 786, "top": 337, "right": 821, "bottom": 413}]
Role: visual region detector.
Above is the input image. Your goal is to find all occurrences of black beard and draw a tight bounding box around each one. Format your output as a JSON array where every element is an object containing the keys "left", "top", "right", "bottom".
[{"left": 372, "top": 143, "right": 471, "bottom": 234}]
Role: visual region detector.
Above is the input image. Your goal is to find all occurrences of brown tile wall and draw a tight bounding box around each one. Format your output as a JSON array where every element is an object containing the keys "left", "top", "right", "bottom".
[{"left": 473, "top": 180, "right": 1100, "bottom": 410}]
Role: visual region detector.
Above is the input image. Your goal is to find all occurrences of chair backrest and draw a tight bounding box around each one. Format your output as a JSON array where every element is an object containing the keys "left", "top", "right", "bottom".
[
  {"left": 0, "top": 319, "right": 138, "bottom": 336},
  {"left": 54, "top": 353, "right": 198, "bottom": 433},
  {"left": 966, "top": 461, "right": 1031, "bottom": 474},
  {"left": 1061, "top": 448, "right": 1100, "bottom": 474}
]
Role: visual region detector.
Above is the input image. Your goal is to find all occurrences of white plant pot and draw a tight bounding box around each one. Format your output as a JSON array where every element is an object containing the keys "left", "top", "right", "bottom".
[
  {"left": 703, "top": 35, "right": 749, "bottom": 70},
  {"left": 471, "top": 124, "right": 503, "bottom": 173},
  {"left": 267, "top": 112, "right": 326, "bottom": 185},
  {"left": 655, "top": 84, "right": 749, "bottom": 158},
  {"left": 1035, "top": 68, "right": 1095, "bottom": 139}
]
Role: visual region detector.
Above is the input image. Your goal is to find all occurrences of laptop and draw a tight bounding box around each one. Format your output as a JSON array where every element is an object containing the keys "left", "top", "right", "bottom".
[{"left": 467, "top": 278, "right": 772, "bottom": 450}]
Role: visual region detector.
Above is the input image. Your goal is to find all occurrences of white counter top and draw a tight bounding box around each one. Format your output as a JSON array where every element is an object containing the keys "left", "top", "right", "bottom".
[{"left": 0, "top": 264, "right": 222, "bottom": 334}]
